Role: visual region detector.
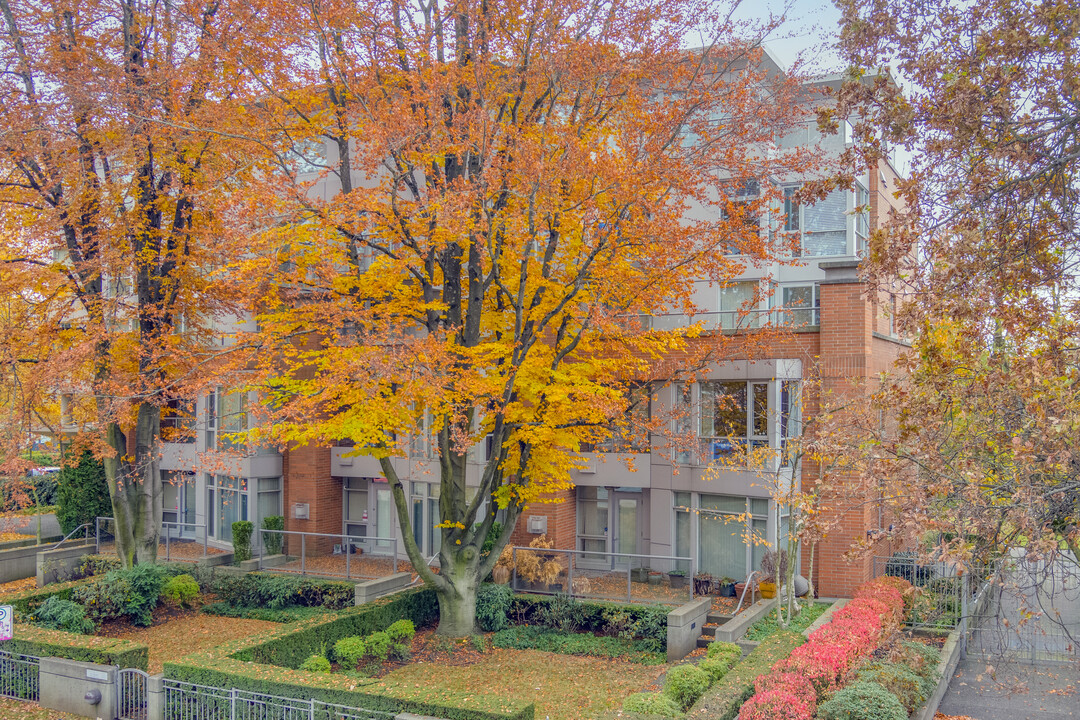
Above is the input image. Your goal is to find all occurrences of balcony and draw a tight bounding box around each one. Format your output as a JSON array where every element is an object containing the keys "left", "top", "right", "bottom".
[
  {"left": 331, "top": 446, "right": 386, "bottom": 477},
  {"left": 641, "top": 307, "right": 820, "bottom": 333}
]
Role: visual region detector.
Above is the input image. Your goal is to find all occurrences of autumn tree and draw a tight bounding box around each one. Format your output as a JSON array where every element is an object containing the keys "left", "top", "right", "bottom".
[
  {"left": 0, "top": 0, "right": 256, "bottom": 565},
  {"left": 234, "top": 0, "right": 827, "bottom": 635},
  {"left": 834, "top": 0, "right": 1080, "bottom": 603}
]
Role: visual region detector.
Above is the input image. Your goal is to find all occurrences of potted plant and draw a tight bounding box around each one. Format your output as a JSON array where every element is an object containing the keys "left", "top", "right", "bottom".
[
  {"left": 668, "top": 569, "right": 687, "bottom": 589},
  {"left": 718, "top": 576, "right": 736, "bottom": 597},
  {"left": 630, "top": 566, "right": 650, "bottom": 583},
  {"left": 758, "top": 550, "right": 788, "bottom": 600},
  {"left": 693, "top": 572, "right": 713, "bottom": 595}
]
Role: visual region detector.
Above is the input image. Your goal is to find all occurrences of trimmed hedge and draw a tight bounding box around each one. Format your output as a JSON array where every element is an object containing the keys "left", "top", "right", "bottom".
[
  {"left": 0, "top": 577, "right": 96, "bottom": 616},
  {"left": 491, "top": 626, "right": 666, "bottom": 664},
  {"left": 200, "top": 602, "right": 331, "bottom": 624},
  {"left": 0, "top": 623, "right": 149, "bottom": 670},
  {"left": 164, "top": 588, "right": 533, "bottom": 720},
  {"left": 689, "top": 629, "right": 806, "bottom": 720}
]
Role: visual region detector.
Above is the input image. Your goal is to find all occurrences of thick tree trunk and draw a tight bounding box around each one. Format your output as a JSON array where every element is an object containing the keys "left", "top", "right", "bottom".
[
  {"left": 434, "top": 556, "right": 480, "bottom": 637},
  {"left": 102, "top": 403, "right": 161, "bottom": 568}
]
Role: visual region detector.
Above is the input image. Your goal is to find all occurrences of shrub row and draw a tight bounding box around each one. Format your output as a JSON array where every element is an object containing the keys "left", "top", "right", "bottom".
[
  {"left": 210, "top": 571, "right": 354, "bottom": 611},
  {"left": 689, "top": 630, "right": 807, "bottom": 720},
  {"left": 490, "top": 588, "right": 668, "bottom": 648},
  {"left": 491, "top": 626, "right": 666, "bottom": 664},
  {"left": 164, "top": 588, "right": 532, "bottom": 720},
  {"left": 200, "top": 602, "right": 331, "bottom": 624},
  {"left": 0, "top": 623, "right": 148, "bottom": 670},
  {"left": 0, "top": 577, "right": 97, "bottom": 616},
  {"left": 739, "top": 576, "right": 911, "bottom": 720},
  {"left": 620, "top": 641, "right": 744, "bottom": 718}
]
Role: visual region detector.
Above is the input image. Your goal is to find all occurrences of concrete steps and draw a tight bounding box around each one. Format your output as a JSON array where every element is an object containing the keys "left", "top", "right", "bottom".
[{"left": 697, "top": 612, "right": 734, "bottom": 648}]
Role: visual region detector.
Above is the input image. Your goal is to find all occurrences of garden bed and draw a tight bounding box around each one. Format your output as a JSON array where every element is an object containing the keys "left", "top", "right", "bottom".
[{"left": 743, "top": 601, "right": 831, "bottom": 642}]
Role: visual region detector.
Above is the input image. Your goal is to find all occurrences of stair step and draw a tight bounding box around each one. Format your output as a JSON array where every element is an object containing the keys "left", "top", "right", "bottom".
[
  {"left": 707, "top": 613, "right": 733, "bottom": 625},
  {"left": 700, "top": 626, "right": 716, "bottom": 638},
  {"left": 697, "top": 636, "right": 712, "bottom": 648}
]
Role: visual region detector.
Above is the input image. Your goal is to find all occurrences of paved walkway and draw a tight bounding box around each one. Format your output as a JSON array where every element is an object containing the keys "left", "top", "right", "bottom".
[
  {"left": 0, "top": 512, "right": 60, "bottom": 537},
  {"left": 939, "top": 553, "right": 1080, "bottom": 719}
]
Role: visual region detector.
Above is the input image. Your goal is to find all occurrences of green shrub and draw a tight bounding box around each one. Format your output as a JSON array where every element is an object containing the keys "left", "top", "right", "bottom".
[
  {"left": 29, "top": 596, "right": 95, "bottom": 634},
  {"left": 386, "top": 619, "right": 415, "bottom": 642},
  {"left": 2, "top": 577, "right": 96, "bottom": 616},
  {"left": 73, "top": 575, "right": 131, "bottom": 624},
  {"left": 261, "top": 516, "right": 285, "bottom": 555},
  {"left": 856, "top": 661, "right": 934, "bottom": 713},
  {"left": 480, "top": 521, "right": 503, "bottom": 558},
  {"left": 74, "top": 563, "right": 168, "bottom": 627},
  {"left": 232, "top": 521, "right": 254, "bottom": 563},
  {"left": 491, "top": 626, "right": 665, "bottom": 664},
  {"left": 211, "top": 572, "right": 353, "bottom": 611},
  {"left": 299, "top": 654, "right": 331, "bottom": 673},
  {"left": 894, "top": 639, "right": 941, "bottom": 679},
  {"left": 163, "top": 574, "right": 200, "bottom": 608},
  {"left": 689, "top": 629, "right": 805, "bottom": 720},
  {"left": 816, "top": 681, "right": 908, "bottom": 720},
  {"left": 333, "top": 636, "right": 367, "bottom": 670},
  {"left": 365, "top": 631, "right": 391, "bottom": 663},
  {"left": 56, "top": 452, "right": 112, "bottom": 535},
  {"left": 476, "top": 583, "right": 513, "bottom": 632},
  {"left": 663, "top": 664, "right": 710, "bottom": 711},
  {"left": 700, "top": 641, "right": 741, "bottom": 682},
  {"left": 622, "top": 692, "right": 682, "bottom": 718},
  {"left": 537, "top": 592, "right": 586, "bottom": 633},
  {"left": 508, "top": 594, "right": 667, "bottom": 649},
  {"left": 77, "top": 554, "right": 122, "bottom": 578}
]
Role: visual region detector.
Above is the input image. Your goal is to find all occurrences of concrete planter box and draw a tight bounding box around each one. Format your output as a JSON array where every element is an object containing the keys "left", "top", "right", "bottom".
[
  {"left": 728, "top": 598, "right": 843, "bottom": 655},
  {"left": 355, "top": 572, "right": 413, "bottom": 604},
  {"left": 666, "top": 597, "right": 712, "bottom": 661},
  {"left": 196, "top": 552, "right": 234, "bottom": 568},
  {"left": 712, "top": 598, "right": 775, "bottom": 644},
  {"left": 0, "top": 538, "right": 64, "bottom": 583}
]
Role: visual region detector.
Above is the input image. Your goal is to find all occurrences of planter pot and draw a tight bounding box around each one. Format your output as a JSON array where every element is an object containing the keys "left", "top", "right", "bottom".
[
  {"left": 669, "top": 574, "right": 687, "bottom": 589},
  {"left": 720, "top": 582, "right": 736, "bottom": 597},
  {"left": 733, "top": 582, "right": 747, "bottom": 598},
  {"left": 758, "top": 581, "right": 777, "bottom": 599},
  {"left": 648, "top": 573, "right": 663, "bottom": 586},
  {"left": 630, "top": 568, "right": 650, "bottom": 583}
]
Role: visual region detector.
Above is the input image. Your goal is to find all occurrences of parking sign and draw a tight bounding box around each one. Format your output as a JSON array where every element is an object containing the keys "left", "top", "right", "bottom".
[{"left": 0, "top": 605, "right": 11, "bottom": 641}]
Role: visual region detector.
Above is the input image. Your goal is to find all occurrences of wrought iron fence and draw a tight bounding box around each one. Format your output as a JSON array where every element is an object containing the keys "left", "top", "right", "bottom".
[
  {"left": 0, "top": 650, "right": 39, "bottom": 702},
  {"left": 508, "top": 546, "right": 694, "bottom": 605},
  {"left": 162, "top": 679, "right": 395, "bottom": 720},
  {"left": 871, "top": 553, "right": 996, "bottom": 631}
]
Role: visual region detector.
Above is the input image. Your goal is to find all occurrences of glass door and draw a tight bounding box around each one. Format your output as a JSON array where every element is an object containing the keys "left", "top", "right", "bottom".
[{"left": 612, "top": 494, "right": 639, "bottom": 569}]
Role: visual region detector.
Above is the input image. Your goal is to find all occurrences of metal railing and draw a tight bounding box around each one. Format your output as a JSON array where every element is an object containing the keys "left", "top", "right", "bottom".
[
  {"left": 162, "top": 679, "right": 395, "bottom": 720},
  {"left": 95, "top": 517, "right": 214, "bottom": 563},
  {"left": 50, "top": 522, "right": 93, "bottom": 551},
  {"left": 258, "top": 529, "right": 400, "bottom": 581},
  {"left": 509, "top": 546, "right": 694, "bottom": 605},
  {"left": 117, "top": 668, "right": 149, "bottom": 720},
  {"left": 872, "top": 553, "right": 982, "bottom": 630},
  {"left": 0, "top": 650, "right": 39, "bottom": 702},
  {"left": 640, "top": 307, "right": 821, "bottom": 333}
]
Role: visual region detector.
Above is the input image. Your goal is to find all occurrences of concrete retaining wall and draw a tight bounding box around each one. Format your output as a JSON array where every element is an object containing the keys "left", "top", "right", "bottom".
[
  {"left": 36, "top": 543, "right": 96, "bottom": 587},
  {"left": 667, "top": 597, "right": 712, "bottom": 661},
  {"left": 713, "top": 598, "right": 774, "bottom": 644},
  {"left": 355, "top": 572, "right": 413, "bottom": 604},
  {"left": 0, "top": 543, "right": 48, "bottom": 584},
  {"left": 911, "top": 627, "right": 963, "bottom": 720}
]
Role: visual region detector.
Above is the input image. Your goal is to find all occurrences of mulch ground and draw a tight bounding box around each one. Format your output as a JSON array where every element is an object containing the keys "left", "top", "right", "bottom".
[
  {"left": 95, "top": 604, "right": 279, "bottom": 673},
  {"left": 0, "top": 531, "right": 34, "bottom": 542},
  {"left": 936, "top": 715, "right": 978, "bottom": 720},
  {"left": 0, "top": 697, "right": 82, "bottom": 720}
]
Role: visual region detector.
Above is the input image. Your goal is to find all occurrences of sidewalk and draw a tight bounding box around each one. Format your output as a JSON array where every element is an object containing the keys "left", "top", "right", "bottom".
[{"left": 938, "top": 658, "right": 1078, "bottom": 720}]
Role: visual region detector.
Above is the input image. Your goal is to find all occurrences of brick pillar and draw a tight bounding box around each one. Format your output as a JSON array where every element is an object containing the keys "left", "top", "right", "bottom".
[
  {"left": 282, "top": 442, "right": 340, "bottom": 556},
  {"left": 508, "top": 488, "right": 577, "bottom": 550},
  {"left": 810, "top": 261, "right": 876, "bottom": 597}
]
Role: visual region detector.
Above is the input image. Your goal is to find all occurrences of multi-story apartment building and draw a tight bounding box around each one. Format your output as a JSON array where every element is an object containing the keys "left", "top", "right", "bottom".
[{"left": 157, "top": 51, "right": 906, "bottom": 598}]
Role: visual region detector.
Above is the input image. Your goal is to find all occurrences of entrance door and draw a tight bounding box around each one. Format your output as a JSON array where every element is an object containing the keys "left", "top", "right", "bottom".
[
  {"left": 611, "top": 493, "right": 640, "bottom": 568},
  {"left": 163, "top": 472, "right": 195, "bottom": 538}
]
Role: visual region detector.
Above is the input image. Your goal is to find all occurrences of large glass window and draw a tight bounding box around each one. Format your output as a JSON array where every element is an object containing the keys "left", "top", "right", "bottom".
[
  {"left": 803, "top": 188, "right": 848, "bottom": 256},
  {"left": 343, "top": 477, "right": 370, "bottom": 538},
  {"left": 674, "top": 492, "right": 691, "bottom": 573},
  {"left": 718, "top": 281, "right": 759, "bottom": 330},
  {"left": 779, "top": 285, "right": 819, "bottom": 327},
  {"left": 256, "top": 478, "right": 281, "bottom": 528},
  {"left": 595, "top": 384, "right": 651, "bottom": 453},
  {"left": 780, "top": 381, "right": 802, "bottom": 457},
  {"left": 696, "top": 494, "right": 771, "bottom": 581},
  {"left": 855, "top": 182, "right": 870, "bottom": 256},
  {"left": 211, "top": 475, "right": 248, "bottom": 542},
  {"left": 161, "top": 397, "right": 195, "bottom": 443}
]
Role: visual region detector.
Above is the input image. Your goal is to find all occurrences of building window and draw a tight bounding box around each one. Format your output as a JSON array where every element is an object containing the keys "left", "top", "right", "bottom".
[
  {"left": 161, "top": 397, "right": 195, "bottom": 443},
  {"left": 778, "top": 284, "right": 820, "bottom": 327},
  {"left": 697, "top": 494, "right": 771, "bottom": 581},
  {"left": 718, "top": 281, "right": 761, "bottom": 330},
  {"left": 209, "top": 475, "right": 248, "bottom": 542},
  {"left": 698, "top": 381, "right": 770, "bottom": 460},
  {"left": 803, "top": 188, "right": 848, "bottom": 257},
  {"left": 219, "top": 390, "right": 248, "bottom": 450},
  {"left": 343, "top": 477, "right": 370, "bottom": 538},
  {"left": 673, "top": 492, "right": 692, "bottom": 574},
  {"left": 720, "top": 180, "right": 762, "bottom": 256},
  {"left": 593, "top": 385, "right": 651, "bottom": 453},
  {"left": 855, "top": 181, "right": 870, "bottom": 256},
  {"left": 256, "top": 478, "right": 281, "bottom": 530},
  {"left": 780, "top": 381, "right": 802, "bottom": 458}
]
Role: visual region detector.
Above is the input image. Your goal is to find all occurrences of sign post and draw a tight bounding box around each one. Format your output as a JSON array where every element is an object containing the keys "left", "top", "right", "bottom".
[{"left": 0, "top": 605, "right": 12, "bottom": 641}]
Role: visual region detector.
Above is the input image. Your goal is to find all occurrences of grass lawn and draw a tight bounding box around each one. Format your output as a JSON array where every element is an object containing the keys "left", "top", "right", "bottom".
[
  {"left": 96, "top": 609, "right": 280, "bottom": 673},
  {"left": 743, "top": 600, "right": 830, "bottom": 642},
  {"left": 0, "top": 698, "right": 82, "bottom": 719},
  {"left": 370, "top": 647, "right": 666, "bottom": 720}
]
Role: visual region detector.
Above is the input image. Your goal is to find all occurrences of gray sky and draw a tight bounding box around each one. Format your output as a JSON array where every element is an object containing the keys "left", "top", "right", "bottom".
[{"left": 728, "top": 0, "right": 844, "bottom": 73}]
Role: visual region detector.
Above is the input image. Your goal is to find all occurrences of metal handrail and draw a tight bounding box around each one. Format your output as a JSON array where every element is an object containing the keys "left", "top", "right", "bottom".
[
  {"left": 734, "top": 570, "right": 761, "bottom": 614},
  {"left": 50, "top": 522, "right": 92, "bottom": 550}
]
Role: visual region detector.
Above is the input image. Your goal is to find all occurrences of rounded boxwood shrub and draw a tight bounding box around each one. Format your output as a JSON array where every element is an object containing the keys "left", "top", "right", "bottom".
[
  {"left": 261, "top": 515, "right": 285, "bottom": 555},
  {"left": 663, "top": 663, "right": 710, "bottom": 710},
  {"left": 365, "top": 630, "right": 391, "bottom": 663},
  {"left": 816, "top": 681, "right": 908, "bottom": 720},
  {"left": 856, "top": 661, "right": 933, "bottom": 713},
  {"left": 162, "top": 574, "right": 200, "bottom": 608},
  {"left": 700, "top": 641, "right": 742, "bottom": 682},
  {"left": 29, "top": 596, "right": 95, "bottom": 634},
  {"left": 333, "top": 636, "right": 367, "bottom": 670},
  {"left": 299, "top": 654, "right": 331, "bottom": 673},
  {"left": 622, "top": 692, "right": 682, "bottom": 718}
]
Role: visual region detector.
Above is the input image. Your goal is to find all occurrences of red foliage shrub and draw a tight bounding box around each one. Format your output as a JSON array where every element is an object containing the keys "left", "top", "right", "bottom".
[
  {"left": 739, "top": 686, "right": 815, "bottom": 720},
  {"left": 854, "top": 577, "right": 907, "bottom": 620},
  {"left": 776, "top": 640, "right": 859, "bottom": 697},
  {"left": 754, "top": 671, "right": 817, "bottom": 707}
]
